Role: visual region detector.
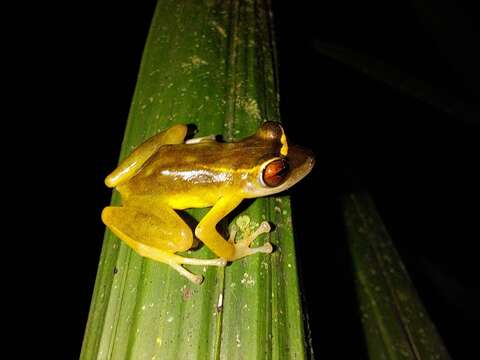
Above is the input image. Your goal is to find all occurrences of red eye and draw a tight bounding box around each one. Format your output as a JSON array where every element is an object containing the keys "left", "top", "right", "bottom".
[{"left": 262, "top": 158, "right": 289, "bottom": 187}]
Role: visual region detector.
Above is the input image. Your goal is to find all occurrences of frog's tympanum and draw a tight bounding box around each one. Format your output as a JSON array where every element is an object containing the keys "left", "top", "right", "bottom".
[{"left": 102, "top": 121, "right": 314, "bottom": 284}]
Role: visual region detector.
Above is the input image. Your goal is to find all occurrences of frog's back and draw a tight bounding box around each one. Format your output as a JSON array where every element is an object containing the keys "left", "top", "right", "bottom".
[
  {"left": 118, "top": 136, "right": 277, "bottom": 205},
  {"left": 146, "top": 140, "right": 272, "bottom": 170},
  {"left": 117, "top": 142, "right": 237, "bottom": 206}
]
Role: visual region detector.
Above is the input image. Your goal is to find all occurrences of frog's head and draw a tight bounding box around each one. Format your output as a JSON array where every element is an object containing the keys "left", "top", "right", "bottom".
[{"left": 242, "top": 121, "right": 315, "bottom": 198}]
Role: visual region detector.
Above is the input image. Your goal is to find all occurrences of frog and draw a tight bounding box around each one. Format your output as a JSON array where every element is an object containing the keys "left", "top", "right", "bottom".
[{"left": 102, "top": 121, "right": 314, "bottom": 284}]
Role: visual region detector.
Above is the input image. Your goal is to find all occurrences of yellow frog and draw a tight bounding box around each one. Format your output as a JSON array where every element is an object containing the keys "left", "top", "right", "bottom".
[{"left": 102, "top": 121, "right": 314, "bottom": 283}]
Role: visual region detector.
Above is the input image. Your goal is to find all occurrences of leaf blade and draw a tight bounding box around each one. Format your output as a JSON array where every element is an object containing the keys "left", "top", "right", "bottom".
[{"left": 81, "top": 1, "right": 311, "bottom": 359}]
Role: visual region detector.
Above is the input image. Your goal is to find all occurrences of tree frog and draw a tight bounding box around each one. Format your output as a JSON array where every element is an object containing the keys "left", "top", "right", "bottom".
[{"left": 102, "top": 121, "right": 314, "bottom": 284}]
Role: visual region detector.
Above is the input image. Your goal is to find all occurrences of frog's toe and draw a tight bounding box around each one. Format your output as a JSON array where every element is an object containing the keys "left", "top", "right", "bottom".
[
  {"left": 232, "top": 241, "right": 273, "bottom": 261},
  {"left": 169, "top": 256, "right": 227, "bottom": 284},
  {"left": 229, "top": 221, "right": 273, "bottom": 261},
  {"left": 169, "top": 262, "right": 204, "bottom": 284}
]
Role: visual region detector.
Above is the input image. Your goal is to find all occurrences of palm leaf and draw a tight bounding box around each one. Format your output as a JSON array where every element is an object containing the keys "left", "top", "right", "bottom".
[{"left": 81, "top": 1, "right": 312, "bottom": 359}]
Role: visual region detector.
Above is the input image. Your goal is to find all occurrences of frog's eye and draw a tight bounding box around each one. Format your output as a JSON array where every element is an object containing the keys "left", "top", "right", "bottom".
[{"left": 260, "top": 158, "right": 289, "bottom": 187}]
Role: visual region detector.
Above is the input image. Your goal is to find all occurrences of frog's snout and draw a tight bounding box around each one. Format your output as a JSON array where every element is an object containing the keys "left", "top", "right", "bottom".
[{"left": 289, "top": 145, "right": 315, "bottom": 173}]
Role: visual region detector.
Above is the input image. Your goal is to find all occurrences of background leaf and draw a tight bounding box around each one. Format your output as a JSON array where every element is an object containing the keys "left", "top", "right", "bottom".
[
  {"left": 344, "top": 193, "right": 451, "bottom": 360},
  {"left": 313, "top": 42, "right": 479, "bottom": 124}
]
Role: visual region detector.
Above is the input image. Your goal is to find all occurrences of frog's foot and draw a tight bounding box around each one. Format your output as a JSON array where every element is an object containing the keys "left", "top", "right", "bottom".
[
  {"left": 167, "top": 255, "right": 227, "bottom": 284},
  {"left": 127, "top": 241, "right": 227, "bottom": 285},
  {"left": 228, "top": 221, "right": 273, "bottom": 261}
]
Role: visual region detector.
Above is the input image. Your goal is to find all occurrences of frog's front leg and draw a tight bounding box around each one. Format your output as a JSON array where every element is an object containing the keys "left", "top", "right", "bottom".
[
  {"left": 195, "top": 196, "right": 273, "bottom": 261},
  {"left": 228, "top": 221, "right": 273, "bottom": 261},
  {"left": 102, "top": 203, "right": 226, "bottom": 284}
]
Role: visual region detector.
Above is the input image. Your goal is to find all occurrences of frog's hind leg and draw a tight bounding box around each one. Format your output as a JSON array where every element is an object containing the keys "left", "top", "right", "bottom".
[
  {"left": 105, "top": 124, "right": 188, "bottom": 188},
  {"left": 102, "top": 205, "right": 226, "bottom": 284}
]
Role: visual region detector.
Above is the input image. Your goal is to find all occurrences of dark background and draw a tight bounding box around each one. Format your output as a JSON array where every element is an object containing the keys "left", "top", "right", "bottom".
[{"left": 28, "top": 0, "right": 479, "bottom": 358}]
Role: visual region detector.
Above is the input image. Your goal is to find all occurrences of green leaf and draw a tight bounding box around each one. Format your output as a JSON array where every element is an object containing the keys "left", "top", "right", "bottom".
[
  {"left": 81, "top": 1, "right": 312, "bottom": 359},
  {"left": 344, "top": 192, "right": 451, "bottom": 360}
]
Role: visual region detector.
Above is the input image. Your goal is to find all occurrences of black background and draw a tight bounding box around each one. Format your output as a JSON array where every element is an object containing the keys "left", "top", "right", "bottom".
[{"left": 22, "top": 1, "right": 479, "bottom": 358}]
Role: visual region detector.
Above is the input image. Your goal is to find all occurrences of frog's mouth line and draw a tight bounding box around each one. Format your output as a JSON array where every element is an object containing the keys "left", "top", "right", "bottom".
[{"left": 283, "top": 145, "right": 315, "bottom": 191}]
